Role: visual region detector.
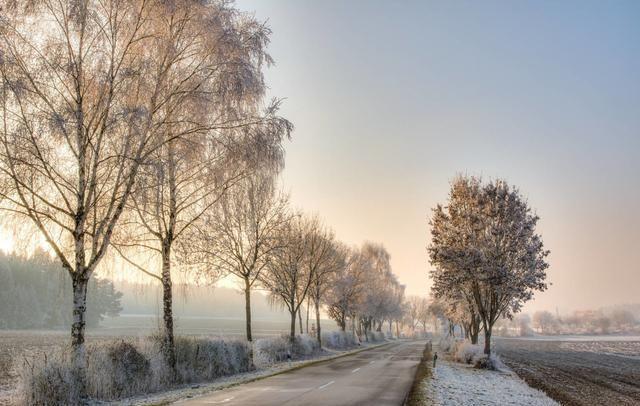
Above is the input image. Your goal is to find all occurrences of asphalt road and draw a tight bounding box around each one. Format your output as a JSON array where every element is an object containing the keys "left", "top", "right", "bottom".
[{"left": 177, "top": 340, "right": 427, "bottom": 406}]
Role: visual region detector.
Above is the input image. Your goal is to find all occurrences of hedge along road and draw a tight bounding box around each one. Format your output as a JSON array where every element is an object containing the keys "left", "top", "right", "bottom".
[{"left": 176, "top": 340, "right": 428, "bottom": 406}]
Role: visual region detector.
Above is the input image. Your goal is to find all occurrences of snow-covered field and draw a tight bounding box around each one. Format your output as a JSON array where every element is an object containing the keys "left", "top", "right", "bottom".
[{"left": 424, "top": 358, "right": 557, "bottom": 406}]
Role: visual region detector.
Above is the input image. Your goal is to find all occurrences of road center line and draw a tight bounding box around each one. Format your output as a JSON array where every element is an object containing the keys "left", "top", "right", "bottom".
[
  {"left": 318, "top": 380, "right": 335, "bottom": 389},
  {"left": 351, "top": 368, "right": 361, "bottom": 373}
]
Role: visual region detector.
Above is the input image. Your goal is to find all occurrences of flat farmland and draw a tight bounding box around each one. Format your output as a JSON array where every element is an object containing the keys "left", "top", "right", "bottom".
[
  {"left": 495, "top": 337, "right": 640, "bottom": 406},
  {"left": 0, "top": 315, "right": 337, "bottom": 405}
]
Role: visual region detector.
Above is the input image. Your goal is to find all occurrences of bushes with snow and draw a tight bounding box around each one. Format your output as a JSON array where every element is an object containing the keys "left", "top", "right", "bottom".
[
  {"left": 19, "top": 336, "right": 252, "bottom": 404},
  {"left": 454, "top": 341, "right": 485, "bottom": 364},
  {"left": 174, "top": 336, "right": 251, "bottom": 382},
  {"left": 361, "top": 331, "right": 386, "bottom": 342},
  {"left": 321, "top": 330, "right": 358, "bottom": 349},
  {"left": 253, "top": 334, "right": 321, "bottom": 367},
  {"left": 451, "top": 339, "right": 504, "bottom": 370},
  {"left": 292, "top": 333, "right": 320, "bottom": 357},
  {"left": 253, "top": 335, "right": 289, "bottom": 366}
]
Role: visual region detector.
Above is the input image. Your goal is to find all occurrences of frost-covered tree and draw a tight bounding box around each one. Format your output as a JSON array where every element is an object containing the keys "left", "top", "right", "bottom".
[
  {"left": 357, "top": 243, "right": 402, "bottom": 337},
  {"left": 406, "top": 296, "right": 422, "bottom": 331},
  {"left": 189, "top": 173, "right": 289, "bottom": 342},
  {"left": 0, "top": 1, "right": 191, "bottom": 385},
  {"left": 532, "top": 310, "right": 557, "bottom": 334},
  {"left": 326, "top": 246, "right": 367, "bottom": 332},
  {"left": 261, "top": 213, "right": 314, "bottom": 342},
  {"left": 304, "top": 220, "right": 342, "bottom": 346},
  {"left": 429, "top": 176, "right": 549, "bottom": 355},
  {"left": 106, "top": 2, "right": 290, "bottom": 373}
]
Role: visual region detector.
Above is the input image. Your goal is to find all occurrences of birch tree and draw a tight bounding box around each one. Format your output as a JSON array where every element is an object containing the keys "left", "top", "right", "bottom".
[
  {"left": 108, "top": 3, "right": 291, "bottom": 372},
  {"left": 0, "top": 1, "right": 177, "bottom": 386}
]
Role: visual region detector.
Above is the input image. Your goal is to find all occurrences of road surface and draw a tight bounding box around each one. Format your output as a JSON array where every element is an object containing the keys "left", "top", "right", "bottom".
[{"left": 177, "top": 340, "right": 426, "bottom": 406}]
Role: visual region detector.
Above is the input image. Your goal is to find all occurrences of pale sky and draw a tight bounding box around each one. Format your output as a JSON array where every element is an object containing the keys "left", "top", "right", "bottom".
[{"left": 236, "top": 0, "right": 640, "bottom": 313}]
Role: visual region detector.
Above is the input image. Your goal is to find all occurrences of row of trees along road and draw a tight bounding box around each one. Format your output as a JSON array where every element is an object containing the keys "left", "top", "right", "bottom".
[
  {"left": 0, "top": 0, "right": 409, "bottom": 397},
  {"left": 428, "top": 175, "right": 550, "bottom": 355},
  {"left": 0, "top": 0, "right": 290, "bottom": 392}
]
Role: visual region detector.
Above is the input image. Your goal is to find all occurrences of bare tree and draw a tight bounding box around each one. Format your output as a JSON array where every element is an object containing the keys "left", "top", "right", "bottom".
[
  {"left": 304, "top": 219, "right": 342, "bottom": 346},
  {"left": 107, "top": 3, "right": 291, "bottom": 372},
  {"left": 532, "top": 310, "right": 557, "bottom": 334},
  {"left": 189, "top": 172, "right": 289, "bottom": 342},
  {"left": 416, "top": 297, "right": 430, "bottom": 333},
  {"left": 358, "top": 243, "right": 401, "bottom": 338},
  {"left": 0, "top": 2, "right": 179, "bottom": 385},
  {"left": 326, "top": 246, "right": 366, "bottom": 332},
  {"left": 262, "top": 213, "right": 314, "bottom": 342},
  {"left": 406, "top": 296, "right": 421, "bottom": 331}
]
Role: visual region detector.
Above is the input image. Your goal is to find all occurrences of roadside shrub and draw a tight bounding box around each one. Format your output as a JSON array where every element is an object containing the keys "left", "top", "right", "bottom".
[
  {"left": 369, "top": 331, "right": 386, "bottom": 342},
  {"left": 292, "top": 334, "right": 320, "bottom": 357},
  {"left": 451, "top": 339, "right": 505, "bottom": 371},
  {"left": 322, "top": 331, "right": 358, "bottom": 349},
  {"left": 19, "top": 336, "right": 252, "bottom": 404},
  {"left": 473, "top": 353, "right": 505, "bottom": 370},
  {"left": 253, "top": 335, "right": 288, "bottom": 367},
  {"left": 253, "top": 334, "right": 321, "bottom": 367},
  {"left": 19, "top": 350, "right": 79, "bottom": 405},
  {"left": 87, "top": 340, "right": 152, "bottom": 399},
  {"left": 454, "top": 341, "right": 484, "bottom": 365},
  {"left": 174, "top": 337, "right": 251, "bottom": 383}
]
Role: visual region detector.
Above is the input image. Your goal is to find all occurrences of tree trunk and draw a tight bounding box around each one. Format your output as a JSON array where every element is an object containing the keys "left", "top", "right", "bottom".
[
  {"left": 305, "top": 297, "right": 310, "bottom": 334},
  {"left": 289, "top": 310, "right": 296, "bottom": 343},
  {"left": 395, "top": 320, "right": 400, "bottom": 338},
  {"left": 244, "top": 277, "right": 252, "bottom": 342},
  {"left": 470, "top": 314, "right": 481, "bottom": 344},
  {"left": 161, "top": 241, "right": 176, "bottom": 375},
  {"left": 71, "top": 274, "right": 89, "bottom": 396},
  {"left": 315, "top": 298, "right": 322, "bottom": 346},
  {"left": 298, "top": 307, "right": 303, "bottom": 334},
  {"left": 483, "top": 328, "right": 491, "bottom": 355}
]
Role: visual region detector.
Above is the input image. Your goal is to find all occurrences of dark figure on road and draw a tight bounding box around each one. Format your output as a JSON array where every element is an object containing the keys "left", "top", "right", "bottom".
[{"left": 433, "top": 352, "right": 438, "bottom": 368}]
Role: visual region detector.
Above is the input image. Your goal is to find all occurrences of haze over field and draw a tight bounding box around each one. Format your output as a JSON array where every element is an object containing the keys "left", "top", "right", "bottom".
[{"left": 235, "top": 0, "right": 640, "bottom": 313}]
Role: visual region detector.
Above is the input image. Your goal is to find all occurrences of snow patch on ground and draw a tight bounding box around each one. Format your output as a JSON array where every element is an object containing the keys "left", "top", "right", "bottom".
[{"left": 425, "top": 358, "right": 558, "bottom": 406}]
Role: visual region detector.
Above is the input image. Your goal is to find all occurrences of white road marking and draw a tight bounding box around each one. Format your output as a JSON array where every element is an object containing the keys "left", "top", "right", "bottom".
[
  {"left": 318, "top": 380, "right": 335, "bottom": 389},
  {"left": 351, "top": 368, "right": 361, "bottom": 373},
  {"left": 369, "top": 361, "right": 375, "bottom": 364},
  {"left": 204, "top": 397, "right": 234, "bottom": 404}
]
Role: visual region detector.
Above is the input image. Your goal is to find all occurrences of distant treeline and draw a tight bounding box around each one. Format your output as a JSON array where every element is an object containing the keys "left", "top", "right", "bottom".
[
  {"left": 115, "top": 281, "right": 290, "bottom": 321},
  {"left": 495, "top": 306, "right": 640, "bottom": 337},
  {"left": 0, "top": 250, "right": 122, "bottom": 329}
]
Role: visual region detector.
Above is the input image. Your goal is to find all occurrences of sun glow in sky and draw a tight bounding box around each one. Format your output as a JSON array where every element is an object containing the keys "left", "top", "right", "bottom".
[
  {"left": 1, "top": 1, "right": 638, "bottom": 315},
  {"left": 235, "top": 0, "right": 640, "bottom": 313}
]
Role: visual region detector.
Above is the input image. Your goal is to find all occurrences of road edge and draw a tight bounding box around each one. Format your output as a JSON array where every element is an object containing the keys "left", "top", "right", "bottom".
[
  {"left": 403, "top": 341, "right": 433, "bottom": 406},
  {"left": 113, "top": 340, "right": 395, "bottom": 406}
]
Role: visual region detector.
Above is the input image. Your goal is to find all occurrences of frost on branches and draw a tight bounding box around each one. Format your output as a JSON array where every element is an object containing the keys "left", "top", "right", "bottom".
[{"left": 428, "top": 176, "right": 549, "bottom": 355}]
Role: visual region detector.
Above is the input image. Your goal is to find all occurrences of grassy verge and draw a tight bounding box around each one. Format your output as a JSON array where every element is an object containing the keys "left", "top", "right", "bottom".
[{"left": 404, "top": 341, "right": 433, "bottom": 406}]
